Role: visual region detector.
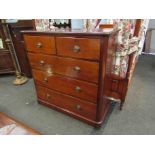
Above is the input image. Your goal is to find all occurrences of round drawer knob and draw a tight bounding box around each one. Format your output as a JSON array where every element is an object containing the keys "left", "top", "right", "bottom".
[
  {"left": 46, "top": 93, "right": 51, "bottom": 99},
  {"left": 36, "top": 42, "right": 42, "bottom": 48},
  {"left": 75, "top": 86, "right": 81, "bottom": 92},
  {"left": 74, "top": 66, "right": 81, "bottom": 72},
  {"left": 76, "top": 104, "right": 81, "bottom": 110},
  {"left": 73, "top": 45, "right": 80, "bottom": 53},
  {"left": 43, "top": 77, "right": 48, "bottom": 83},
  {"left": 39, "top": 60, "right": 45, "bottom": 65}
]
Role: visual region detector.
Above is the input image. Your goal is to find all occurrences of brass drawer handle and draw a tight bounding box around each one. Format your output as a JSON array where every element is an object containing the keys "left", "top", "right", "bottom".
[
  {"left": 76, "top": 104, "right": 81, "bottom": 110},
  {"left": 75, "top": 86, "right": 81, "bottom": 92},
  {"left": 74, "top": 66, "right": 81, "bottom": 72},
  {"left": 43, "top": 77, "right": 48, "bottom": 83},
  {"left": 46, "top": 93, "right": 51, "bottom": 99},
  {"left": 36, "top": 42, "right": 42, "bottom": 48},
  {"left": 39, "top": 60, "right": 45, "bottom": 65},
  {"left": 73, "top": 45, "right": 80, "bottom": 53}
]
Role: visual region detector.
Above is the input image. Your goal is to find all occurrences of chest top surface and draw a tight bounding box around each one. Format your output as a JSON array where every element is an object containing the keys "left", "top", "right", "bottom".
[{"left": 21, "top": 28, "right": 113, "bottom": 36}]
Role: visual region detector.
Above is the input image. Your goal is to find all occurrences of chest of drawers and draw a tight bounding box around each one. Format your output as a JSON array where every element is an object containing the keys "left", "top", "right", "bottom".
[{"left": 23, "top": 30, "right": 116, "bottom": 127}]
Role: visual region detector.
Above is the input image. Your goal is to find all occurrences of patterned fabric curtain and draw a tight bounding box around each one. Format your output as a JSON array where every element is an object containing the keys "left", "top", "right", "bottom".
[
  {"left": 83, "top": 19, "right": 99, "bottom": 30},
  {"left": 34, "top": 19, "right": 50, "bottom": 31},
  {"left": 111, "top": 19, "right": 148, "bottom": 79},
  {"left": 138, "top": 19, "right": 149, "bottom": 54}
]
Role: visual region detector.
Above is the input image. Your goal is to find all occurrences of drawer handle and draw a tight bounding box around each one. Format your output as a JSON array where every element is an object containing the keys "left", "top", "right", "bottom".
[
  {"left": 73, "top": 45, "right": 80, "bottom": 53},
  {"left": 36, "top": 42, "right": 42, "bottom": 48},
  {"left": 74, "top": 66, "right": 81, "bottom": 72},
  {"left": 46, "top": 93, "right": 51, "bottom": 99},
  {"left": 39, "top": 60, "right": 45, "bottom": 65},
  {"left": 75, "top": 86, "right": 81, "bottom": 92},
  {"left": 43, "top": 77, "right": 48, "bottom": 83},
  {"left": 76, "top": 104, "right": 81, "bottom": 110}
]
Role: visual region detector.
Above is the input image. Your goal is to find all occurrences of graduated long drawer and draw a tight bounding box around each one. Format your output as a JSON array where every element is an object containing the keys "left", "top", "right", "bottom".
[
  {"left": 36, "top": 85, "right": 97, "bottom": 120},
  {"left": 32, "top": 69, "right": 97, "bottom": 103},
  {"left": 28, "top": 53, "right": 99, "bottom": 83}
]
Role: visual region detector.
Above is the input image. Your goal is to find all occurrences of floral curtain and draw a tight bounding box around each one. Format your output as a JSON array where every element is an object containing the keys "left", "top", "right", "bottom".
[{"left": 111, "top": 19, "right": 149, "bottom": 79}]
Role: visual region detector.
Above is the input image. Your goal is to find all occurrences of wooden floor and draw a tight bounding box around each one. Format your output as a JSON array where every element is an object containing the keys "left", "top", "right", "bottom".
[{"left": 0, "top": 112, "right": 40, "bottom": 135}]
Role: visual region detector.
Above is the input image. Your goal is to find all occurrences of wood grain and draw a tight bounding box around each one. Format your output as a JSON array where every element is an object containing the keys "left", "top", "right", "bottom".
[
  {"left": 36, "top": 85, "right": 96, "bottom": 120},
  {"left": 56, "top": 37, "right": 100, "bottom": 60},
  {"left": 0, "top": 21, "right": 15, "bottom": 74},
  {"left": 24, "top": 35, "right": 56, "bottom": 54},
  {"left": 0, "top": 50, "right": 14, "bottom": 74},
  {"left": 28, "top": 53, "right": 99, "bottom": 83},
  {"left": 33, "top": 69, "right": 98, "bottom": 103},
  {"left": 9, "top": 21, "right": 33, "bottom": 77},
  {"left": 22, "top": 30, "right": 117, "bottom": 126}
]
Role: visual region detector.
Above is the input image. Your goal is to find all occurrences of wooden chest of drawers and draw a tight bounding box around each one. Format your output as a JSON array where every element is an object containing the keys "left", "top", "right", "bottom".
[{"left": 23, "top": 30, "right": 115, "bottom": 127}]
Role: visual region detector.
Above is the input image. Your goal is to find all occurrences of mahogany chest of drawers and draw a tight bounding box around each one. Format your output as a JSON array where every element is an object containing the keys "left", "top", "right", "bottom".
[{"left": 23, "top": 29, "right": 115, "bottom": 127}]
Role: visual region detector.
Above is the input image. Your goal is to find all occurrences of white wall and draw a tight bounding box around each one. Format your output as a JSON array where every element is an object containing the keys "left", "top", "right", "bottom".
[
  {"left": 148, "top": 19, "right": 155, "bottom": 28},
  {"left": 148, "top": 19, "right": 155, "bottom": 51}
]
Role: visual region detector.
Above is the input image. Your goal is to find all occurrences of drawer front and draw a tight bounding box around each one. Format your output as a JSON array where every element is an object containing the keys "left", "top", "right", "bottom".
[
  {"left": 56, "top": 37, "right": 100, "bottom": 60},
  {"left": 28, "top": 53, "right": 99, "bottom": 83},
  {"left": 36, "top": 85, "right": 96, "bottom": 120},
  {"left": 33, "top": 69, "right": 97, "bottom": 103},
  {"left": 24, "top": 35, "right": 56, "bottom": 54}
]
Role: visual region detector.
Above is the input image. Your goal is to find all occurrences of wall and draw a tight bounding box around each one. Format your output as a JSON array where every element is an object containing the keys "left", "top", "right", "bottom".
[
  {"left": 148, "top": 19, "right": 155, "bottom": 28},
  {"left": 148, "top": 19, "right": 155, "bottom": 52}
]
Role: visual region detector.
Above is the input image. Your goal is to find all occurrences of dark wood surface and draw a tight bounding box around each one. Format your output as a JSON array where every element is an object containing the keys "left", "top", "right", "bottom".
[
  {"left": 0, "top": 50, "right": 14, "bottom": 74},
  {"left": 22, "top": 20, "right": 142, "bottom": 125},
  {"left": 56, "top": 37, "right": 100, "bottom": 60},
  {"left": 21, "top": 28, "right": 113, "bottom": 36},
  {"left": 9, "top": 20, "right": 33, "bottom": 77},
  {"left": 0, "top": 112, "right": 40, "bottom": 135},
  {"left": 33, "top": 69, "right": 98, "bottom": 103},
  {"left": 23, "top": 30, "right": 115, "bottom": 126},
  {"left": 96, "top": 36, "right": 112, "bottom": 122},
  {"left": 28, "top": 53, "right": 99, "bottom": 83},
  {"left": 36, "top": 85, "right": 96, "bottom": 120},
  {"left": 24, "top": 35, "right": 56, "bottom": 54},
  {"left": 0, "top": 20, "right": 33, "bottom": 76},
  {"left": 0, "top": 21, "right": 15, "bottom": 74}
]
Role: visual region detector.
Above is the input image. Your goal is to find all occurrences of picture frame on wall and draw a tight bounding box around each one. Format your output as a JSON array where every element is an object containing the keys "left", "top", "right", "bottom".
[{"left": 52, "top": 19, "right": 71, "bottom": 28}]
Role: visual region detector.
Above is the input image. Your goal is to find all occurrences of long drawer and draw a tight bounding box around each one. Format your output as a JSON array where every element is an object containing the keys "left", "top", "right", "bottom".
[
  {"left": 36, "top": 85, "right": 97, "bottom": 120},
  {"left": 24, "top": 35, "right": 56, "bottom": 54},
  {"left": 32, "top": 69, "right": 97, "bottom": 103},
  {"left": 56, "top": 37, "right": 100, "bottom": 60},
  {"left": 28, "top": 53, "right": 99, "bottom": 83}
]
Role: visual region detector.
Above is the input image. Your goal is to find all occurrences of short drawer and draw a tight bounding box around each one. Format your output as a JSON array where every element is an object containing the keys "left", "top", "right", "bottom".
[
  {"left": 36, "top": 85, "right": 97, "bottom": 120},
  {"left": 24, "top": 35, "right": 56, "bottom": 54},
  {"left": 32, "top": 69, "right": 97, "bottom": 103},
  {"left": 28, "top": 53, "right": 99, "bottom": 83},
  {"left": 56, "top": 37, "right": 100, "bottom": 60}
]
